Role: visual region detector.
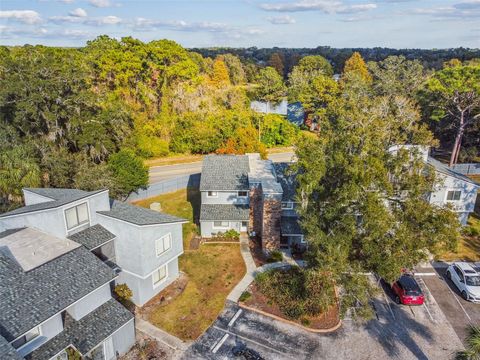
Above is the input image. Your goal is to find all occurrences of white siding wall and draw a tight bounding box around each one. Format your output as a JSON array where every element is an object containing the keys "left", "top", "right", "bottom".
[
  {"left": 67, "top": 282, "right": 112, "bottom": 320},
  {"left": 200, "top": 221, "right": 243, "bottom": 237},
  {"left": 22, "top": 191, "right": 54, "bottom": 206},
  {"left": 201, "top": 191, "right": 249, "bottom": 205},
  {"left": 16, "top": 314, "right": 64, "bottom": 357}
]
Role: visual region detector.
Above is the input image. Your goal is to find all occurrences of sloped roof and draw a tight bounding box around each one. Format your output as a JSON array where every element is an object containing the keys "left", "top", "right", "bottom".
[
  {"left": 200, "top": 204, "right": 250, "bottom": 221},
  {"left": 200, "top": 155, "right": 250, "bottom": 191},
  {"left": 97, "top": 200, "right": 186, "bottom": 226},
  {"left": 281, "top": 216, "right": 303, "bottom": 236},
  {"left": 27, "top": 299, "right": 133, "bottom": 360},
  {"left": 67, "top": 224, "right": 116, "bottom": 250},
  {"left": 0, "top": 244, "right": 116, "bottom": 342},
  {"left": 273, "top": 162, "right": 298, "bottom": 202},
  {"left": 427, "top": 157, "right": 480, "bottom": 186},
  {"left": 0, "top": 335, "right": 22, "bottom": 360},
  {"left": 0, "top": 189, "right": 106, "bottom": 218}
]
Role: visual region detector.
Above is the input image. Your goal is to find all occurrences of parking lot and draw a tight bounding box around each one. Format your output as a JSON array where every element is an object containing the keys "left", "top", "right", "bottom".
[
  {"left": 183, "top": 282, "right": 463, "bottom": 360},
  {"left": 417, "top": 263, "right": 480, "bottom": 342}
]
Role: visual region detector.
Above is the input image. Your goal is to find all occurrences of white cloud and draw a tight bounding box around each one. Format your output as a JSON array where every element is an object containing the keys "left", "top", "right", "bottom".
[
  {"left": 259, "top": 0, "right": 376, "bottom": 13},
  {"left": 69, "top": 8, "right": 87, "bottom": 17},
  {"left": 87, "top": 15, "right": 122, "bottom": 25},
  {"left": 89, "top": 0, "right": 113, "bottom": 8},
  {"left": 49, "top": 14, "right": 122, "bottom": 25},
  {"left": 411, "top": 1, "right": 480, "bottom": 20},
  {"left": 59, "top": 0, "right": 75, "bottom": 3},
  {"left": 266, "top": 15, "right": 296, "bottom": 24},
  {"left": 132, "top": 18, "right": 229, "bottom": 32},
  {"left": 0, "top": 10, "right": 42, "bottom": 24}
]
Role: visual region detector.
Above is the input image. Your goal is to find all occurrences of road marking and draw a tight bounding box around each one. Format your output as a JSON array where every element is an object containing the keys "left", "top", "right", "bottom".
[
  {"left": 423, "top": 303, "right": 435, "bottom": 323},
  {"left": 414, "top": 272, "right": 437, "bottom": 276},
  {"left": 409, "top": 306, "right": 415, "bottom": 317},
  {"left": 414, "top": 277, "right": 436, "bottom": 323},
  {"left": 212, "top": 325, "right": 295, "bottom": 358},
  {"left": 228, "top": 309, "right": 243, "bottom": 327},
  {"left": 381, "top": 290, "right": 396, "bottom": 320},
  {"left": 442, "top": 276, "right": 472, "bottom": 322},
  {"left": 211, "top": 333, "right": 229, "bottom": 354}
]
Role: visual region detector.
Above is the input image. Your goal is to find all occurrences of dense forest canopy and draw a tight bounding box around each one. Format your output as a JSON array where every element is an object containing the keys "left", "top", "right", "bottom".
[{"left": 0, "top": 37, "right": 479, "bottom": 211}]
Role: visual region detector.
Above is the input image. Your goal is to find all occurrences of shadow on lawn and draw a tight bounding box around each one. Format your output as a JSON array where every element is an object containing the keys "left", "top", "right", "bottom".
[{"left": 186, "top": 186, "right": 201, "bottom": 224}]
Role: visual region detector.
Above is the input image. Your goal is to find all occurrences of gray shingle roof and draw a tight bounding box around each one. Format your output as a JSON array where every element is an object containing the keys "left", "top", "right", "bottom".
[
  {"left": 0, "top": 245, "right": 116, "bottom": 342},
  {"left": 0, "top": 189, "right": 106, "bottom": 218},
  {"left": 200, "top": 155, "right": 250, "bottom": 191},
  {"left": 27, "top": 299, "right": 133, "bottom": 360},
  {"left": 200, "top": 204, "right": 250, "bottom": 221},
  {"left": 23, "top": 188, "right": 93, "bottom": 201},
  {"left": 67, "top": 224, "right": 116, "bottom": 250},
  {"left": 281, "top": 216, "right": 303, "bottom": 236},
  {"left": 273, "top": 162, "right": 298, "bottom": 202},
  {"left": 0, "top": 335, "right": 22, "bottom": 360},
  {"left": 427, "top": 157, "right": 480, "bottom": 186},
  {"left": 97, "top": 200, "right": 186, "bottom": 226}
]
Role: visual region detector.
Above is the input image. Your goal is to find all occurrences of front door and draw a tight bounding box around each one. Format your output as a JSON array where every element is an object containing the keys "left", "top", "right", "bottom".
[{"left": 240, "top": 221, "right": 248, "bottom": 232}]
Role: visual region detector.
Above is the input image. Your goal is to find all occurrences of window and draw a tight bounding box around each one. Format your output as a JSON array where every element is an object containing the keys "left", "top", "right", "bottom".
[
  {"left": 155, "top": 233, "right": 172, "bottom": 256},
  {"left": 152, "top": 265, "right": 167, "bottom": 286},
  {"left": 238, "top": 191, "right": 248, "bottom": 197},
  {"left": 300, "top": 236, "right": 306, "bottom": 244},
  {"left": 207, "top": 191, "right": 218, "bottom": 197},
  {"left": 11, "top": 327, "right": 40, "bottom": 349},
  {"left": 65, "top": 202, "right": 89, "bottom": 230},
  {"left": 281, "top": 202, "right": 293, "bottom": 210},
  {"left": 446, "top": 190, "right": 462, "bottom": 201},
  {"left": 213, "top": 221, "right": 229, "bottom": 228}
]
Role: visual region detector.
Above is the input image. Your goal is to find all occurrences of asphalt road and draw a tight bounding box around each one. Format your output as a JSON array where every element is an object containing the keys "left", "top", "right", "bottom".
[
  {"left": 149, "top": 152, "right": 295, "bottom": 184},
  {"left": 183, "top": 288, "right": 462, "bottom": 360}
]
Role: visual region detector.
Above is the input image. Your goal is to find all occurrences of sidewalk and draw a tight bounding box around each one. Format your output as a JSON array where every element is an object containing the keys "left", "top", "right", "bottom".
[
  {"left": 227, "top": 233, "right": 257, "bottom": 302},
  {"left": 135, "top": 317, "right": 191, "bottom": 356}
]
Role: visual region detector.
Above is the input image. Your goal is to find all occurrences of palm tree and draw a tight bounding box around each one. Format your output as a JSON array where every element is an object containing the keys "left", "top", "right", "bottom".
[{"left": 456, "top": 325, "right": 480, "bottom": 360}]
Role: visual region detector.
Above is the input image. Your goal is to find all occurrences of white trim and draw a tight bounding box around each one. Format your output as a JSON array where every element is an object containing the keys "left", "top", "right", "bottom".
[
  {"left": 96, "top": 212, "right": 188, "bottom": 228},
  {"left": 444, "top": 189, "right": 462, "bottom": 202},
  {"left": 0, "top": 190, "right": 109, "bottom": 219},
  {"left": 212, "top": 221, "right": 230, "bottom": 229},
  {"left": 9, "top": 279, "right": 116, "bottom": 346},
  {"left": 89, "top": 237, "right": 116, "bottom": 251},
  {"left": 23, "top": 190, "right": 56, "bottom": 203},
  {"left": 281, "top": 201, "right": 294, "bottom": 210},
  {"left": 152, "top": 264, "right": 168, "bottom": 288},
  {"left": 120, "top": 255, "right": 180, "bottom": 279},
  {"left": 155, "top": 233, "right": 172, "bottom": 257},
  {"left": 64, "top": 201, "right": 91, "bottom": 233},
  {"left": 12, "top": 325, "right": 42, "bottom": 352},
  {"left": 200, "top": 220, "right": 249, "bottom": 223}
]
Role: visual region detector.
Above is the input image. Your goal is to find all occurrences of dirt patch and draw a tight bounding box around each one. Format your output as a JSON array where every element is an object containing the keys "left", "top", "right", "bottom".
[
  {"left": 120, "top": 330, "right": 172, "bottom": 360},
  {"left": 189, "top": 236, "right": 202, "bottom": 250},
  {"left": 242, "top": 283, "right": 340, "bottom": 331},
  {"left": 138, "top": 273, "right": 189, "bottom": 320},
  {"left": 249, "top": 236, "right": 269, "bottom": 267}
]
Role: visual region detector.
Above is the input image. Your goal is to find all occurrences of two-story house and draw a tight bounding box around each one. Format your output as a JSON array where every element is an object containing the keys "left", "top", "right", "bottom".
[
  {"left": 0, "top": 227, "right": 135, "bottom": 360},
  {"left": 199, "top": 153, "right": 284, "bottom": 251},
  {"left": 0, "top": 189, "right": 186, "bottom": 359}
]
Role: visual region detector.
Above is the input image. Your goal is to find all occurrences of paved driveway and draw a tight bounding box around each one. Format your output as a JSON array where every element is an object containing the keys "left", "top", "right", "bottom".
[
  {"left": 183, "top": 287, "right": 462, "bottom": 360},
  {"left": 417, "top": 263, "right": 480, "bottom": 343}
]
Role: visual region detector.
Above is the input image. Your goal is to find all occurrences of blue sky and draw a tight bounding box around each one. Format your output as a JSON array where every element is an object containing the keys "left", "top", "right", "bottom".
[{"left": 0, "top": 0, "right": 479, "bottom": 48}]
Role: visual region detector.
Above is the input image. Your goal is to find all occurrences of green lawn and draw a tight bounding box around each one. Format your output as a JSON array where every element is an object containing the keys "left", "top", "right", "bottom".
[
  {"left": 146, "top": 244, "right": 246, "bottom": 340},
  {"left": 132, "top": 188, "right": 200, "bottom": 249}
]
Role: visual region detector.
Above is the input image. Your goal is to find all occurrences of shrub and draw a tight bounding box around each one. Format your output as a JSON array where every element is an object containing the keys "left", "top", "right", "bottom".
[
  {"left": 239, "top": 291, "right": 252, "bottom": 302},
  {"left": 114, "top": 283, "right": 133, "bottom": 301},
  {"left": 224, "top": 229, "right": 240, "bottom": 240},
  {"left": 463, "top": 226, "right": 480, "bottom": 237},
  {"left": 267, "top": 250, "right": 283, "bottom": 263}
]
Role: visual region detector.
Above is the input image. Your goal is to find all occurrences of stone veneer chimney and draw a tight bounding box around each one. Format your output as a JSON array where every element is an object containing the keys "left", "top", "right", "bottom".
[{"left": 261, "top": 194, "right": 282, "bottom": 252}]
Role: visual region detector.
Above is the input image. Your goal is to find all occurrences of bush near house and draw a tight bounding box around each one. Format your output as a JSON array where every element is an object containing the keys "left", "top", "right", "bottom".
[{"left": 267, "top": 250, "right": 283, "bottom": 263}]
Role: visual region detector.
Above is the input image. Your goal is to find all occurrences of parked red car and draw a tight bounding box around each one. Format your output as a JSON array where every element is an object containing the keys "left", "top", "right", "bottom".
[{"left": 392, "top": 274, "right": 425, "bottom": 305}]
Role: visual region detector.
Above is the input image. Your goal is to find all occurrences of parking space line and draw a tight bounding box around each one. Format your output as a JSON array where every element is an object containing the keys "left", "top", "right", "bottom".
[
  {"left": 414, "top": 277, "right": 436, "bottom": 323},
  {"left": 423, "top": 303, "right": 435, "bottom": 323},
  {"left": 211, "top": 333, "right": 229, "bottom": 354},
  {"left": 213, "top": 325, "right": 295, "bottom": 358},
  {"left": 442, "top": 276, "right": 472, "bottom": 322},
  {"left": 228, "top": 309, "right": 242, "bottom": 327},
  {"left": 381, "top": 289, "right": 396, "bottom": 320}
]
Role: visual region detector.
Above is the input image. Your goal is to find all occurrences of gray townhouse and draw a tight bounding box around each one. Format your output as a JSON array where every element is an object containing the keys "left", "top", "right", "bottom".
[
  {"left": 199, "top": 153, "right": 303, "bottom": 251},
  {"left": 0, "top": 187, "right": 187, "bottom": 359}
]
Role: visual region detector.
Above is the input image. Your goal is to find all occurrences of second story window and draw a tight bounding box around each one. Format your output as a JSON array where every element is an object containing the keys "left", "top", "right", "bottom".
[
  {"left": 65, "top": 202, "right": 89, "bottom": 230},
  {"left": 238, "top": 191, "right": 248, "bottom": 197},
  {"left": 446, "top": 190, "right": 462, "bottom": 201},
  {"left": 11, "top": 326, "right": 40, "bottom": 349},
  {"left": 207, "top": 191, "right": 218, "bottom": 197},
  {"left": 281, "top": 202, "right": 293, "bottom": 210},
  {"left": 155, "top": 233, "right": 172, "bottom": 256}
]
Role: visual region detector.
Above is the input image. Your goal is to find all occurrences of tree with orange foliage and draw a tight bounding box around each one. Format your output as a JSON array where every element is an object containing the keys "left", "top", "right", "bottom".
[
  {"left": 216, "top": 126, "right": 267, "bottom": 158},
  {"left": 211, "top": 57, "right": 231, "bottom": 86},
  {"left": 343, "top": 52, "right": 372, "bottom": 83}
]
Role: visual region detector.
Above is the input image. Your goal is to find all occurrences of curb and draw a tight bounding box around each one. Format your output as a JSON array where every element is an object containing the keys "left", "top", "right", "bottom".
[{"left": 238, "top": 302, "right": 342, "bottom": 334}]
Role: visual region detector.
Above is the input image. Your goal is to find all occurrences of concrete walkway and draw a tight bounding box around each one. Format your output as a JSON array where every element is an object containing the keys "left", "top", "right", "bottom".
[
  {"left": 135, "top": 317, "right": 191, "bottom": 354},
  {"left": 227, "top": 233, "right": 257, "bottom": 302}
]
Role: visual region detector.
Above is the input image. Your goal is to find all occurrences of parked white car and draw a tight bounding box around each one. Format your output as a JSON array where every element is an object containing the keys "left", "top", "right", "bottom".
[{"left": 446, "top": 262, "right": 480, "bottom": 302}]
